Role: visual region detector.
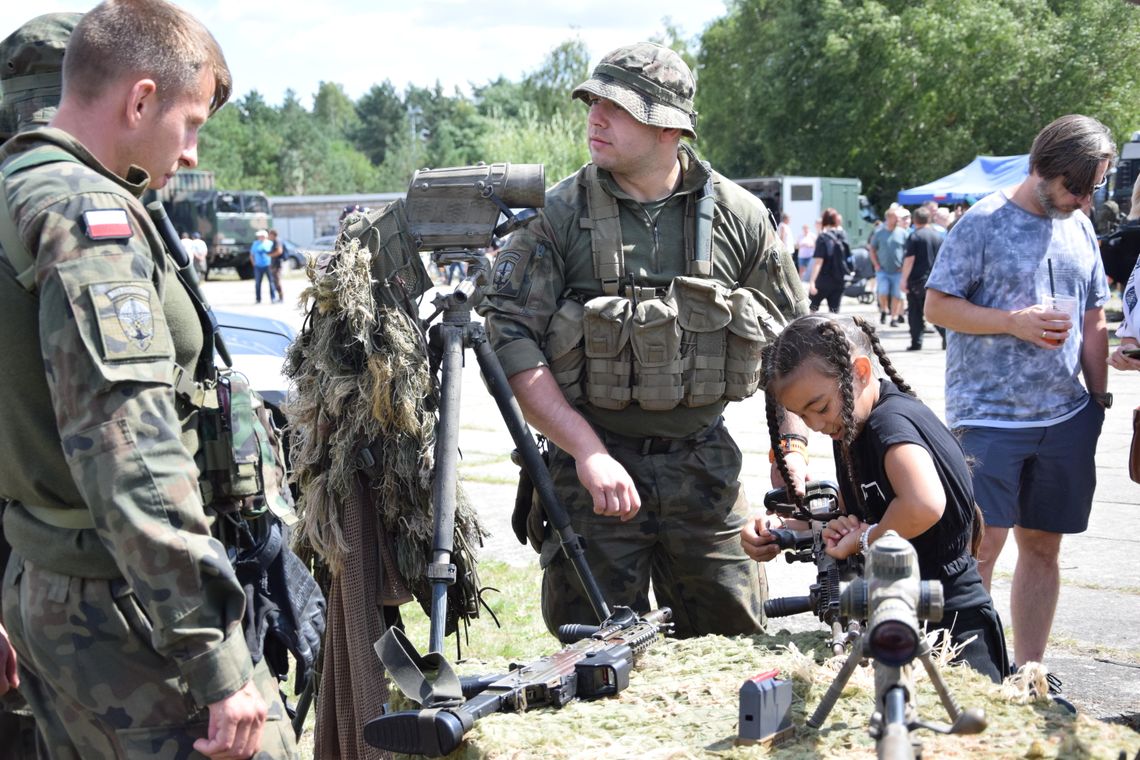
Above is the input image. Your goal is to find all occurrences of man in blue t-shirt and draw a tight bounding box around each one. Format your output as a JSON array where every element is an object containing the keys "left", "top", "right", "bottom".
[
  {"left": 249, "top": 228, "right": 275, "bottom": 304},
  {"left": 926, "top": 114, "right": 1112, "bottom": 677},
  {"left": 869, "top": 207, "right": 908, "bottom": 326}
]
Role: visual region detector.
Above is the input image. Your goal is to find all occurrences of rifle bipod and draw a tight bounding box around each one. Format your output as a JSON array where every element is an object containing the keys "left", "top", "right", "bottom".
[{"left": 806, "top": 532, "right": 988, "bottom": 759}]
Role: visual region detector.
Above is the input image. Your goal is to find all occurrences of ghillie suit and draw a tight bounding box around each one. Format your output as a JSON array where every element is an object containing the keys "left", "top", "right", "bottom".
[{"left": 285, "top": 202, "right": 486, "bottom": 759}]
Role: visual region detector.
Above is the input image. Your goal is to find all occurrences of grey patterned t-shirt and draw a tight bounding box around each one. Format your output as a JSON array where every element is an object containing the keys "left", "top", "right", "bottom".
[{"left": 926, "top": 190, "right": 1108, "bottom": 428}]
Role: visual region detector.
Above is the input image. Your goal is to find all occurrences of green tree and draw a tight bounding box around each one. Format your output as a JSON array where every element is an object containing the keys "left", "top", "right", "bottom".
[
  {"left": 475, "top": 104, "right": 589, "bottom": 185},
  {"left": 520, "top": 38, "right": 591, "bottom": 121},
  {"left": 353, "top": 80, "right": 405, "bottom": 166},
  {"left": 696, "top": 0, "right": 1140, "bottom": 208},
  {"left": 313, "top": 81, "right": 361, "bottom": 138}
]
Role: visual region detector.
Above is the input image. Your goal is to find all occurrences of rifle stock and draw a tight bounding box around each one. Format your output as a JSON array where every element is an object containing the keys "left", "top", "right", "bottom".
[{"left": 365, "top": 607, "right": 671, "bottom": 757}]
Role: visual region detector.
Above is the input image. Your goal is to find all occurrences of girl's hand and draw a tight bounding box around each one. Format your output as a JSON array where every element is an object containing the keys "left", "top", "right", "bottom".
[{"left": 823, "top": 514, "right": 863, "bottom": 559}]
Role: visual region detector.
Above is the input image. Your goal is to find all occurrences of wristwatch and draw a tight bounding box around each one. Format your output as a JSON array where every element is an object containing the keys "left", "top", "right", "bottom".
[{"left": 1092, "top": 392, "right": 1113, "bottom": 409}]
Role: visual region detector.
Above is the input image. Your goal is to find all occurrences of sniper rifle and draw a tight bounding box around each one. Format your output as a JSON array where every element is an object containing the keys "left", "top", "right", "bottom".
[{"left": 364, "top": 606, "right": 672, "bottom": 757}]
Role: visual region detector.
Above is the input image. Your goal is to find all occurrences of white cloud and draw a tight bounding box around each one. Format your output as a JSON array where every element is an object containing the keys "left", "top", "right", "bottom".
[{"left": 0, "top": 1, "right": 726, "bottom": 106}]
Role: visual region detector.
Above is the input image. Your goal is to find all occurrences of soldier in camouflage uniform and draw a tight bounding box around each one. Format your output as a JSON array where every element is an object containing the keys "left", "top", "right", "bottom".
[
  {"left": 0, "top": 13, "right": 79, "bottom": 141},
  {"left": 0, "top": 14, "right": 82, "bottom": 760},
  {"left": 0, "top": 1, "right": 295, "bottom": 757},
  {"left": 477, "top": 42, "right": 809, "bottom": 639}
]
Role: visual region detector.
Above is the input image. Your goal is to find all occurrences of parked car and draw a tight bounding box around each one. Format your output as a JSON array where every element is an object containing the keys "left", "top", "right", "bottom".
[
  {"left": 277, "top": 236, "right": 335, "bottom": 270},
  {"left": 279, "top": 239, "right": 306, "bottom": 270},
  {"left": 308, "top": 235, "right": 337, "bottom": 252},
  {"left": 214, "top": 310, "right": 294, "bottom": 414}
]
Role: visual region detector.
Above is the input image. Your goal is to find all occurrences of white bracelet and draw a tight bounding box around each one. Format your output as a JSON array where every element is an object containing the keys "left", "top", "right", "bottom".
[{"left": 859, "top": 523, "right": 878, "bottom": 554}]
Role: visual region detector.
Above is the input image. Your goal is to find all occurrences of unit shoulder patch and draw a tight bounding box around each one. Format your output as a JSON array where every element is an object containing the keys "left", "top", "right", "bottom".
[{"left": 89, "top": 281, "right": 169, "bottom": 360}]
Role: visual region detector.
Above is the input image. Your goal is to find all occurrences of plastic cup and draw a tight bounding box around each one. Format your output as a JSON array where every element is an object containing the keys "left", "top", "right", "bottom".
[{"left": 1042, "top": 294, "right": 1079, "bottom": 345}]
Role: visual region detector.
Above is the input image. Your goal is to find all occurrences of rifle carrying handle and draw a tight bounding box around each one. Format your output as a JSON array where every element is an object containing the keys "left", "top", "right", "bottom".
[{"left": 362, "top": 709, "right": 469, "bottom": 757}]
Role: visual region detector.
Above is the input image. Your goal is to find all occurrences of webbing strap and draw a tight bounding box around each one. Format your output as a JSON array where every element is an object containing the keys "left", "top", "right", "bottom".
[
  {"left": 581, "top": 161, "right": 717, "bottom": 295},
  {"left": 582, "top": 164, "right": 624, "bottom": 295},
  {"left": 0, "top": 148, "right": 87, "bottom": 292},
  {"left": 373, "top": 626, "right": 465, "bottom": 709}
]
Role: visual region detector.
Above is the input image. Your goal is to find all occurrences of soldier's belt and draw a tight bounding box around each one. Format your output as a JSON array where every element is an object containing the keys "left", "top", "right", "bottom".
[
  {"left": 600, "top": 417, "right": 722, "bottom": 456},
  {"left": 21, "top": 502, "right": 96, "bottom": 530}
]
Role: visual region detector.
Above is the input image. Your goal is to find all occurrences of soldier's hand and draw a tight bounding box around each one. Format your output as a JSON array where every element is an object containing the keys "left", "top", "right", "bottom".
[
  {"left": 195, "top": 679, "right": 267, "bottom": 760},
  {"left": 0, "top": 622, "right": 18, "bottom": 695},
  {"left": 576, "top": 452, "right": 641, "bottom": 521},
  {"left": 740, "top": 513, "right": 783, "bottom": 563}
]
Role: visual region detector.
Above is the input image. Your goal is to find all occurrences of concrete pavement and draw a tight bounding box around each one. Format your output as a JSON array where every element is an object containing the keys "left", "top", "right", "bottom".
[{"left": 204, "top": 270, "right": 1140, "bottom": 727}]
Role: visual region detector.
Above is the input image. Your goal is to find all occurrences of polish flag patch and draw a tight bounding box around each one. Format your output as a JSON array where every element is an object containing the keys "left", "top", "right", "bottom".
[{"left": 82, "top": 209, "right": 133, "bottom": 240}]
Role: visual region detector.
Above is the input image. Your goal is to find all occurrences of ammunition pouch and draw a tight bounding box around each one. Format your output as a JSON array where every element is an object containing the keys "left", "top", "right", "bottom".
[
  {"left": 567, "top": 276, "right": 771, "bottom": 411},
  {"left": 193, "top": 368, "right": 296, "bottom": 524},
  {"left": 583, "top": 296, "right": 633, "bottom": 410}
]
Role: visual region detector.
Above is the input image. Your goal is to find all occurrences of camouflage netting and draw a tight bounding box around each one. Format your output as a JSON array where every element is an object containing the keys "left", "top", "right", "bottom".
[
  {"left": 285, "top": 235, "right": 487, "bottom": 759},
  {"left": 394, "top": 630, "right": 1140, "bottom": 760}
]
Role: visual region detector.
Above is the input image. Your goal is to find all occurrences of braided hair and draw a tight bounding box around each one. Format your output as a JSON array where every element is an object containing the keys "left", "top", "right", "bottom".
[{"left": 761, "top": 314, "right": 917, "bottom": 517}]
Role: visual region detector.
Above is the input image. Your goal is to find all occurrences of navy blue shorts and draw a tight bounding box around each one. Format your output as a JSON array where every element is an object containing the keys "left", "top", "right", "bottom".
[{"left": 956, "top": 400, "right": 1104, "bottom": 533}]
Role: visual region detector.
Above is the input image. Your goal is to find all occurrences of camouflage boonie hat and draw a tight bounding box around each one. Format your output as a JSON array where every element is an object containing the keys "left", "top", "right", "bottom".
[
  {"left": 0, "top": 13, "right": 82, "bottom": 140},
  {"left": 571, "top": 41, "right": 698, "bottom": 139}
]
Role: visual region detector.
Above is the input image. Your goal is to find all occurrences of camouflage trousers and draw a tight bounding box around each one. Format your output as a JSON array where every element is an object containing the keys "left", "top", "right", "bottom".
[
  {"left": 2, "top": 554, "right": 297, "bottom": 759},
  {"left": 538, "top": 419, "right": 767, "bottom": 639}
]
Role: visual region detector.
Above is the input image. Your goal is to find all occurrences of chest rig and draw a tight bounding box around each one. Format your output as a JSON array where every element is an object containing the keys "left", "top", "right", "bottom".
[{"left": 552, "top": 164, "right": 768, "bottom": 412}]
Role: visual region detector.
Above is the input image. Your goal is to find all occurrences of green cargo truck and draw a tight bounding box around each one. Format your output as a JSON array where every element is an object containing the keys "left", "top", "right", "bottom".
[
  {"left": 146, "top": 170, "right": 271, "bottom": 279},
  {"left": 733, "top": 176, "right": 877, "bottom": 248}
]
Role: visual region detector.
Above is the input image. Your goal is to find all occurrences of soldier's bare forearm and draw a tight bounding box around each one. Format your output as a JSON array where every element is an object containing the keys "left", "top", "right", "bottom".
[
  {"left": 779, "top": 410, "right": 810, "bottom": 439},
  {"left": 507, "top": 367, "right": 607, "bottom": 460}
]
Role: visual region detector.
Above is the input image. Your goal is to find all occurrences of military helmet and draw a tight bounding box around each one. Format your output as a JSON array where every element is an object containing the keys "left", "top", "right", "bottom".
[
  {"left": 571, "top": 41, "right": 698, "bottom": 139},
  {"left": 0, "top": 12, "right": 82, "bottom": 141}
]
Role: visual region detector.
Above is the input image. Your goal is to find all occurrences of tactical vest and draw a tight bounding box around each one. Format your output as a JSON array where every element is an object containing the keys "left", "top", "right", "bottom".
[
  {"left": 554, "top": 164, "right": 773, "bottom": 412},
  {"left": 0, "top": 147, "right": 295, "bottom": 527}
]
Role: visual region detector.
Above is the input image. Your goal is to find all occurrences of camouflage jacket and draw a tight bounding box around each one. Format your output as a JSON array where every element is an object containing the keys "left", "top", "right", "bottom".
[
  {"left": 477, "top": 144, "right": 807, "bottom": 438},
  {"left": 0, "top": 129, "right": 253, "bottom": 707}
]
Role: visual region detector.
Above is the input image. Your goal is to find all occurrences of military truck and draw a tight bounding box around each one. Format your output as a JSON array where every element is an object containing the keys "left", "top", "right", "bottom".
[
  {"left": 146, "top": 170, "right": 271, "bottom": 279},
  {"left": 734, "top": 176, "right": 877, "bottom": 248}
]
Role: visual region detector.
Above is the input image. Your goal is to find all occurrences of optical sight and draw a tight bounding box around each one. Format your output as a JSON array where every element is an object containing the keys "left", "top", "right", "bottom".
[
  {"left": 405, "top": 162, "right": 545, "bottom": 252},
  {"left": 840, "top": 531, "right": 943, "bottom": 667}
]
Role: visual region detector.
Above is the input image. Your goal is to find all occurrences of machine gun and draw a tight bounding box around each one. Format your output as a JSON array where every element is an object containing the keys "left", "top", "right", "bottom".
[
  {"left": 761, "top": 481, "right": 863, "bottom": 655},
  {"left": 364, "top": 607, "right": 672, "bottom": 757},
  {"left": 807, "top": 531, "right": 986, "bottom": 759}
]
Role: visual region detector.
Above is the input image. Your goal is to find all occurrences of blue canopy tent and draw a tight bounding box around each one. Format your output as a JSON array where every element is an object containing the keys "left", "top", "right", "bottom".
[{"left": 896, "top": 154, "right": 1029, "bottom": 204}]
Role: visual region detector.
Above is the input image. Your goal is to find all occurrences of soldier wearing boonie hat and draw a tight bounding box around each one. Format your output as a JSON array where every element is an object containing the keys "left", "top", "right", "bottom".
[
  {"left": 570, "top": 41, "right": 698, "bottom": 139},
  {"left": 478, "top": 41, "right": 809, "bottom": 640},
  {"left": 0, "top": 13, "right": 82, "bottom": 142}
]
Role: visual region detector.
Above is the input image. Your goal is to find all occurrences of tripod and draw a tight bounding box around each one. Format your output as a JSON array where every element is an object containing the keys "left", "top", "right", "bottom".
[{"left": 422, "top": 250, "right": 610, "bottom": 654}]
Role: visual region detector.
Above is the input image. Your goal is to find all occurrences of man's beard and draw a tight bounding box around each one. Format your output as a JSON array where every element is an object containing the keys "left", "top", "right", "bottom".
[{"left": 1035, "top": 180, "right": 1075, "bottom": 220}]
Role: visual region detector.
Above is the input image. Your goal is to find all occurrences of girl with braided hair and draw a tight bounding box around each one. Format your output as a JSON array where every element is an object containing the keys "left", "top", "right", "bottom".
[{"left": 741, "top": 313, "right": 1008, "bottom": 681}]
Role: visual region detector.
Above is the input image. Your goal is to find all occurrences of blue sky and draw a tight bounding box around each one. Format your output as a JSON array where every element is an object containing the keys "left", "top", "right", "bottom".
[{"left": 4, "top": 1, "right": 728, "bottom": 106}]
